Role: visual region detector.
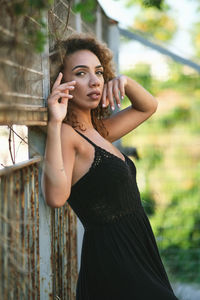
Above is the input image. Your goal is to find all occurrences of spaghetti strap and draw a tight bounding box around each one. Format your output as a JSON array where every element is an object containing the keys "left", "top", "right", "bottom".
[{"left": 75, "top": 129, "right": 97, "bottom": 148}]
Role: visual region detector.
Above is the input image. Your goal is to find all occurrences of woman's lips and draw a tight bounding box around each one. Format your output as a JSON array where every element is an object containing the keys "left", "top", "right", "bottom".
[
  {"left": 87, "top": 91, "right": 101, "bottom": 100},
  {"left": 88, "top": 93, "right": 101, "bottom": 100}
]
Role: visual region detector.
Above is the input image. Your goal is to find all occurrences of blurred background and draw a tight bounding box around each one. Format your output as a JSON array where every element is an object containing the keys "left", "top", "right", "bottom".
[{"left": 100, "top": 0, "right": 200, "bottom": 296}]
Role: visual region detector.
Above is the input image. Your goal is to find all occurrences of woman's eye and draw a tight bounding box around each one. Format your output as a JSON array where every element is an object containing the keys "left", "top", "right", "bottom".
[
  {"left": 76, "top": 71, "right": 85, "bottom": 76},
  {"left": 96, "top": 70, "right": 104, "bottom": 75}
]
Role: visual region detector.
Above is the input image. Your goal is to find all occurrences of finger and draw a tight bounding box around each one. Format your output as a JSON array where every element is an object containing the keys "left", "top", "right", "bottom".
[
  {"left": 106, "top": 96, "right": 109, "bottom": 107},
  {"left": 52, "top": 79, "right": 76, "bottom": 93},
  {"left": 119, "top": 77, "right": 125, "bottom": 100},
  {"left": 107, "top": 81, "right": 115, "bottom": 111},
  {"left": 57, "top": 85, "right": 75, "bottom": 92},
  {"left": 52, "top": 72, "right": 63, "bottom": 91},
  {"left": 102, "top": 84, "right": 109, "bottom": 107},
  {"left": 51, "top": 85, "right": 75, "bottom": 96},
  {"left": 60, "top": 97, "right": 68, "bottom": 105},
  {"left": 48, "top": 92, "right": 61, "bottom": 105},
  {"left": 113, "top": 79, "right": 121, "bottom": 108},
  {"left": 61, "top": 87, "right": 75, "bottom": 104},
  {"left": 102, "top": 84, "right": 107, "bottom": 108},
  {"left": 61, "top": 89, "right": 69, "bottom": 103},
  {"left": 48, "top": 92, "right": 72, "bottom": 105},
  {"left": 60, "top": 92, "right": 73, "bottom": 99},
  {"left": 57, "top": 81, "right": 76, "bottom": 90}
]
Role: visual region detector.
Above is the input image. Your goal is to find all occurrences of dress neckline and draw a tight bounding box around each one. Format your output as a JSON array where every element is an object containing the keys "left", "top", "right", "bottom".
[
  {"left": 71, "top": 145, "right": 128, "bottom": 189},
  {"left": 75, "top": 129, "right": 126, "bottom": 163}
]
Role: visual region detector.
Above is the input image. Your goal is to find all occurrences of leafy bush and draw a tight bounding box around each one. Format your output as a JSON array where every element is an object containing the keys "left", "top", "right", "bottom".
[
  {"left": 158, "top": 106, "right": 191, "bottom": 128},
  {"left": 123, "top": 60, "right": 200, "bottom": 283},
  {"left": 141, "top": 188, "right": 156, "bottom": 215},
  {"left": 151, "top": 167, "right": 200, "bottom": 282}
]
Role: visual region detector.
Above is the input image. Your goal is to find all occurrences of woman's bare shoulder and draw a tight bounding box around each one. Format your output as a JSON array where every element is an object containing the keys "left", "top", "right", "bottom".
[{"left": 61, "top": 123, "right": 81, "bottom": 150}]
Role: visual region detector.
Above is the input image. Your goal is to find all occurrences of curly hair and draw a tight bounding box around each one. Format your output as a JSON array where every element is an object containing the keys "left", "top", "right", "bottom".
[{"left": 49, "top": 33, "right": 116, "bottom": 137}]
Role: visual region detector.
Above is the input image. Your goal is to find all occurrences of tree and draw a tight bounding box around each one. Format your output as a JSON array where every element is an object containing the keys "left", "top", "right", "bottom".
[
  {"left": 132, "top": 8, "right": 177, "bottom": 42},
  {"left": 126, "top": 0, "right": 165, "bottom": 10},
  {"left": 191, "top": 22, "right": 200, "bottom": 57}
]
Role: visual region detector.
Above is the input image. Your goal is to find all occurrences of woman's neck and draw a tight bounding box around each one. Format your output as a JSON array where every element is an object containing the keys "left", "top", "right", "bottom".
[{"left": 69, "top": 107, "right": 94, "bottom": 130}]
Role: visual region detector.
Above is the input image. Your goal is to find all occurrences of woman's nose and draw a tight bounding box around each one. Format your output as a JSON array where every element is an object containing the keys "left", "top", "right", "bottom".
[{"left": 89, "top": 74, "right": 101, "bottom": 86}]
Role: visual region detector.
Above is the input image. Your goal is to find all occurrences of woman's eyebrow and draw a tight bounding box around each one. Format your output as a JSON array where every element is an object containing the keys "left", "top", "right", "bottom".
[
  {"left": 72, "top": 64, "right": 103, "bottom": 71},
  {"left": 96, "top": 65, "right": 103, "bottom": 69},
  {"left": 72, "top": 65, "right": 87, "bottom": 71}
]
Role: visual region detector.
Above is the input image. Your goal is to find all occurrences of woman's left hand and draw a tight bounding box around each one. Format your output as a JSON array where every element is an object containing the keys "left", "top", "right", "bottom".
[{"left": 101, "top": 75, "right": 128, "bottom": 111}]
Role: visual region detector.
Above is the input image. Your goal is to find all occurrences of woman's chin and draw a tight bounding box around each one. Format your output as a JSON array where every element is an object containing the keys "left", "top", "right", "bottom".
[
  {"left": 91, "top": 103, "right": 101, "bottom": 110},
  {"left": 70, "top": 99, "right": 101, "bottom": 111},
  {"left": 83, "top": 101, "right": 101, "bottom": 110}
]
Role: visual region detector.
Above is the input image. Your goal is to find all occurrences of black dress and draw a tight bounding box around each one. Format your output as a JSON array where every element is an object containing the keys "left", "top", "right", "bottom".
[{"left": 67, "top": 130, "right": 178, "bottom": 300}]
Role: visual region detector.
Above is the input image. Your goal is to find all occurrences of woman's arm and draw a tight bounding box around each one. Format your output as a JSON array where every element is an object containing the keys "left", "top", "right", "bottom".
[
  {"left": 42, "top": 73, "right": 76, "bottom": 208},
  {"left": 102, "top": 75, "right": 158, "bottom": 142},
  {"left": 42, "top": 122, "right": 76, "bottom": 208}
]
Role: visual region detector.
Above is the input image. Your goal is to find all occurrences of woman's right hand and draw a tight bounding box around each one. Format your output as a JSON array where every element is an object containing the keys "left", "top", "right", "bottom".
[{"left": 47, "top": 72, "right": 76, "bottom": 123}]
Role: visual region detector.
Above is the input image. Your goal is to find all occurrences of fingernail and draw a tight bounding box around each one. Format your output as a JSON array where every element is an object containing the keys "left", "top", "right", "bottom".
[
  {"left": 111, "top": 106, "right": 115, "bottom": 111},
  {"left": 121, "top": 96, "right": 124, "bottom": 99},
  {"left": 117, "top": 103, "right": 121, "bottom": 108},
  {"left": 102, "top": 103, "right": 106, "bottom": 107}
]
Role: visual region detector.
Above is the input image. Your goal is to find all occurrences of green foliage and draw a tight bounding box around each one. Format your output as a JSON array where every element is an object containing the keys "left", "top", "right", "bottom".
[
  {"left": 141, "top": 0, "right": 164, "bottom": 9},
  {"left": 138, "top": 146, "right": 163, "bottom": 216},
  {"left": 159, "top": 63, "right": 200, "bottom": 93},
  {"left": 158, "top": 106, "right": 191, "bottom": 129},
  {"left": 191, "top": 21, "right": 200, "bottom": 57},
  {"left": 152, "top": 173, "right": 200, "bottom": 282},
  {"left": 139, "top": 147, "right": 163, "bottom": 216},
  {"left": 126, "top": 0, "right": 165, "bottom": 10},
  {"left": 123, "top": 59, "right": 200, "bottom": 283},
  {"left": 124, "top": 0, "right": 176, "bottom": 42},
  {"left": 154, "top": 182, "right": 200, "bottom": 248},
  {"left": 124, "top": 63, "right": 153, "bottom": 93},
  {"left": 141, "top": 188, "right": 155, "bottom": 215},
  {"left": 1, "top": 0, "right": 53, "bottom": 52},
  {"left": 11, "top": 0, "right": 53, "bottom": 15},
  {"left": 73, "top": 0, "right": 97, "bottom": 23},
  {"left": 31, "top": 29, "right": 47, "bottom": 53},
  {"left": 142, "top": 146, "right": 163, "bottom": 170},
  {"left": 161, "top": 247, "right": 200, "bottom": 283},
  {"left": 132, "top": 7, "right": 177, "bottom": 42}
]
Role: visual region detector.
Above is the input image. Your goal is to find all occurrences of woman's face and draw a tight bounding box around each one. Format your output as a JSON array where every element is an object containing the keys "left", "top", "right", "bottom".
[{"left": 63, "top": 50, "right": 104, "bottom": 110}]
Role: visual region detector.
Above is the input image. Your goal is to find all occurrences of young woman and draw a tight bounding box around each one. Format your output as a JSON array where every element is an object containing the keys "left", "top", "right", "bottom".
[{"left": 43, "top": 34, "right": 178, "bottom": 300}]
